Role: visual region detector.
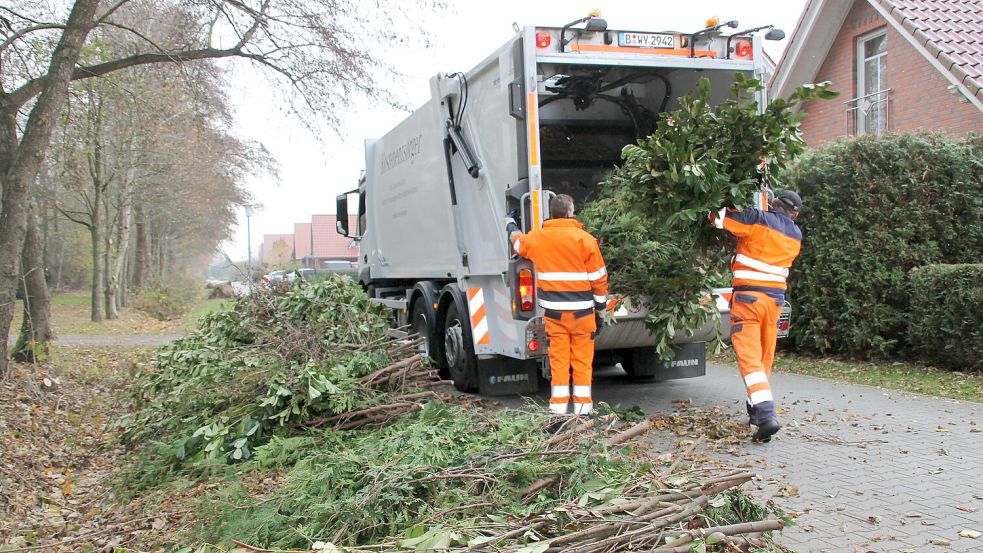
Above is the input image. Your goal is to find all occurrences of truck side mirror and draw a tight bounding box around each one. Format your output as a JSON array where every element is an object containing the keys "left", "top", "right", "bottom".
[
  {"left": 765, "top": 28, "right": 785, "bottom": 41},
  {"left": 336, "top": 193, "right": 349, "bottom": 236}
]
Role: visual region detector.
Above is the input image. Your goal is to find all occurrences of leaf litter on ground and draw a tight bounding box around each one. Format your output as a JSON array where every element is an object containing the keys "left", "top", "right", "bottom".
[{"left": 2, "top": 277, "right": 788, "bottom": 552}]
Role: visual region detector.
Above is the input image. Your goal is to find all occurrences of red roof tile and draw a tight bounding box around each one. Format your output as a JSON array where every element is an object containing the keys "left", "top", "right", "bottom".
[
  {"left": 876, "top": 0, "right": 983, "bottom": 100},
  {"left": 311, "top": 214, "right": 358, "bottom": 259},
  {"left": 294, "top": 223, "right": 312, "bottom": 260}
]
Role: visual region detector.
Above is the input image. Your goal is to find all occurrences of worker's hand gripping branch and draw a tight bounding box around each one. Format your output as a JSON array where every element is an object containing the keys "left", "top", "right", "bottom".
[{"left": 505, "top": 217, "right": 521, "bottom": 254}]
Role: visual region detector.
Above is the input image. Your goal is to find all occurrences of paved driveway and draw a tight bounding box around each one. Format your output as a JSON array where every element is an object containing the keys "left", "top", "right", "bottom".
[{"left": 501, "top": 363, "right": 983, "bottom": 552}]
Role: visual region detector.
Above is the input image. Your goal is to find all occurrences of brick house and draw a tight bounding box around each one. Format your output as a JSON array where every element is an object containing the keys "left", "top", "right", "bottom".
[
  {"left": 309, "top": 214, "right": 358, "bottom": 268},
  {"left": 771, "top": 0, "right": 983, "bottom": 146},
  {"left": 294, "top": 222, "right": 312, "bottom": 262}
]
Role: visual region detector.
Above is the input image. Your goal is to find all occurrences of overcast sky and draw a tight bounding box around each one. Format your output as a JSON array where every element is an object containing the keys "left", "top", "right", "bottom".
[{"left": 223, "top": 0, "right": 809, "bottom": 261}]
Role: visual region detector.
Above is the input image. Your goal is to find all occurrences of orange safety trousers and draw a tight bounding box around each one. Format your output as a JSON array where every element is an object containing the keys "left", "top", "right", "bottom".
[
  {"left": 730, "top": 291, "right": 780, "bottom": 424},
  {"left": 545, "top": 310, "right": 596, "bottom": 415}
]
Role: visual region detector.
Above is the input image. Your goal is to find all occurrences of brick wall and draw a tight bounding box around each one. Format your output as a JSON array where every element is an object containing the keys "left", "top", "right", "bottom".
[{"left": 799, "top": 0, "right": 983, "bottom": 146}]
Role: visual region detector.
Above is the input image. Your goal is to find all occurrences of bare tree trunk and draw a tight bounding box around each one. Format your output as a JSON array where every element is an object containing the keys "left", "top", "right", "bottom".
[
  {"left": 134, "top": 203, "right": 149, "bottom": 287},
  {"left": 53, "top": 213, "right": 65, "bottom": 291},
  {"left": 103, "top": 191, "right": 116, "bottom": 319},
  {"left": 106, "top": 182, "right": 132, "bottom": 319},
  {"left": 120, "top": 254, "right": 128, "bottom": 308},
  {"left": 0, "top": 0, "right": 100, "bottom": 376},
  {"left": 90, "top": 183, "right": 104, "bottom": 322},
  {"left": 12, "top": 203, "right": 53, "bottom": 362}
]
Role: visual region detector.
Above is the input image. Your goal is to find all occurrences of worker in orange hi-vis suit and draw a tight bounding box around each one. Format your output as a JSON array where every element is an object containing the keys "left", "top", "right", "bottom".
[
  {"left": 710, "top": 190, "right": 803, "bottom": 443},
  {"left": 505, "top": 194, "right": 608, "bottom": 416}
]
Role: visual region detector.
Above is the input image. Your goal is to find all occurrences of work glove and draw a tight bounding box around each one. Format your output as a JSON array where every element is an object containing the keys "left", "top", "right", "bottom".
[
  {"left": 504, "top": 217, "right": 519, "bottom": 238},
  {"left": 591, "top": 309, "right": 606, "bottom": 340}
]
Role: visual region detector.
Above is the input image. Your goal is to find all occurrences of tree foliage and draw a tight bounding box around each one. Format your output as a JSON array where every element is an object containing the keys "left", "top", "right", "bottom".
[
  {"left": 784, "top": 132, "right": 983, "bottom": 357},
  {"left": 581, "top": 76, "right": 838, "bottom": 358}
]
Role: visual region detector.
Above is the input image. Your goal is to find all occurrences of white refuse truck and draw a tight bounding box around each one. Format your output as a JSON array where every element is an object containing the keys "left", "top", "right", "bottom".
[{"left": 336, "top": 14, "right": 786, "bottom": 395}]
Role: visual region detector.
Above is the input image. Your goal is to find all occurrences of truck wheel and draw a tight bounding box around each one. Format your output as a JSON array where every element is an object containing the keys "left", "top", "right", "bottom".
[
  {"left": 443, "top": 302, "right": 478, "bottom": 392},
  {"left": 619, "top": 347, "right": 657, "bottom": 381},
  {"left": 411, "top": 299, "right": 438, "bottom": 366}
]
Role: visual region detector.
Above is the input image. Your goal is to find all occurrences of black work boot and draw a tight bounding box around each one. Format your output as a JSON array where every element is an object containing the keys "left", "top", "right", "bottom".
[{"left": 752, "top": 418, "right": 781, "bottom": 443}]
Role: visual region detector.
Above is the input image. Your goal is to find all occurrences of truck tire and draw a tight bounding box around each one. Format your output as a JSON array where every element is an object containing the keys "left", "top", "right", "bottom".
[
  {"left": 619, "top": 347, "right": 658, "bottom": 381},
  {"left": 443, "top": 301, "right": 478, "bottom": 392},
  {"left": 410, "top": 296, "right": 445, "bottom": 377}
]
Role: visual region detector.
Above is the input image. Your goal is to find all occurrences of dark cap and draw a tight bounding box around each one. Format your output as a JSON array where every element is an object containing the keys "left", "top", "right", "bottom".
[{"left": 776, "top": 190, "right": 802, "bottom": 211}]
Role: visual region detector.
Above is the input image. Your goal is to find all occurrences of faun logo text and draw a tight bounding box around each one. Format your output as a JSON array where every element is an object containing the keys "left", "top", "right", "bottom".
[
  {"left": 489, "top": 374, "right": 530, "bottom": 385},
  {"left": 381, "top": 134, "right": 423, "bottom": 173},
  {"left": 665, "top": 359, "right": 700, "bottom": 368}
]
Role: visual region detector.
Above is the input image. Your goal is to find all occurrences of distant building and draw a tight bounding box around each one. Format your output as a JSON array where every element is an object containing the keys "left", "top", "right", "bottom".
[
  {"left": 308, "top": 214, "right": 358, "bottom": 268},
  {"left": 771, "top": 0, "right": 983, "bottom": 146},
  {"left": 260, "top": 234, "right": 294, "bottom": 265},
  {"left": 294, "top": 222, "right": 312, "bottom": 262}
]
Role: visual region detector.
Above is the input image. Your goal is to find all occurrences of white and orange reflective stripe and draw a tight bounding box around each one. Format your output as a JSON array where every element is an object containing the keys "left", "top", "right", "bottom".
[
  {"left": 734, "top": 254, "right": 789, "bottom": 277},
  {"left": 587, "top": 266, "right": 607, "bottom": 281},
  {"left": 743, "top": 371, "right": 769, "bottom": 387},
  {"left": 537, "top": 271, "right": 589, "bottom": 281},
  {"left": 550, "top": 385, "right": 570, "bottom": 414},
  {"left": 467, "top": 287, "right": 490, "bottom": 345},
  {"left": 732, "top": 270, "right": 786, "bottom": 283},
  {"left": 713, "top": 208, "right": 727, "bottom": 229},
  {"left": 749, "top": 389, "right": 774, "bottom": 405},
  {"left": 538, "top": 299, "right": 594, "bottom": 310}
]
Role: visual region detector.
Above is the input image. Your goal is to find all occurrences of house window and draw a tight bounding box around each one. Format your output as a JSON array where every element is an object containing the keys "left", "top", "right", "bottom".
[{"left": 857, "top": 30, "right": 888, "bottom": 134}]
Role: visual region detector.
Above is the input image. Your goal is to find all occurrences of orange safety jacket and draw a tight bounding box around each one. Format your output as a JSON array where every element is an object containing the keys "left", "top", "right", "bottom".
[
  {"left": 511, "top": 218, "right": 609, "bottom": 313},
  {"left": 709, "top": 208, "right": 802, "bottom": 297}
]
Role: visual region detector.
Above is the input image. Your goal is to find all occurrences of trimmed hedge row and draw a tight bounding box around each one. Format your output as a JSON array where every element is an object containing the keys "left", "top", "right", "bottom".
[
  {"left": 908, "top": 264, "right": 983, "bottom": 372},
  {"left": 784, "top": 132, "right": 983, "bottom": 359}
]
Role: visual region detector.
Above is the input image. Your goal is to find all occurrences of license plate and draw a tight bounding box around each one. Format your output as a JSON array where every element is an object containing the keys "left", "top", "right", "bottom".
[
  {"left": 777, "top": 301, "right": 792, "bottom": 339},
  {"left": 618, "top": 32, "right": 675, "bottom": 49}
]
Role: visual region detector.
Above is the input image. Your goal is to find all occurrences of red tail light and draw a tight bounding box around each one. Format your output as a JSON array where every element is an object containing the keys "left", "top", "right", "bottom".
[
  {"left": 518, "top": 268, "right": 534, "bottom": 312},
  {"left": 536, "top": 31, "right": 551, "bottom": 49},
  {"left": 736, "top": 41, "right": 752, "bottom": 58},
  {"left": 528, "top": 339, "right": 540, "bottom": 352}
]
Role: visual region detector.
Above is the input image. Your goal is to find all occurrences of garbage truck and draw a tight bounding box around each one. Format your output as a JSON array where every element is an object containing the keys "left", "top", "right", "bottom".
[{"left": 336, "top": 14, "right": 785, "bottom": 395}]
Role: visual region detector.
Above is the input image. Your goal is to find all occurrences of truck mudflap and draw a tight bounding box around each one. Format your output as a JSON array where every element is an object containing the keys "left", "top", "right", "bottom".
[
  {"left": 477, "top": 357, "right": 539, "bottom": 396},
  {"left": 656, "top": 342, "right": 706, "bottom": 380}
]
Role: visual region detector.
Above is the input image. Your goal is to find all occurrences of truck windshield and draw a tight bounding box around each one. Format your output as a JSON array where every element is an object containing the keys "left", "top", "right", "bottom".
[{"left": 537, "top": 64, "right": 749, "bottom": 207}]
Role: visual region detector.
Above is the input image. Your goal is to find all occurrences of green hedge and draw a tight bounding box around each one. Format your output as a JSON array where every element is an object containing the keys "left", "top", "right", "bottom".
[
  {"left": 908, "top": 264, "right": 983, "bottom": 372},
  {"left": 783, "top": 132, "right": 983, "bottom": 357}
]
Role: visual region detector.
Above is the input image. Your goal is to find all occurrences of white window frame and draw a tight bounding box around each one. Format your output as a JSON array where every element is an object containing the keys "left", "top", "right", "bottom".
[{"left": 856, "top": 29, "right": 888, "bottom": 135}]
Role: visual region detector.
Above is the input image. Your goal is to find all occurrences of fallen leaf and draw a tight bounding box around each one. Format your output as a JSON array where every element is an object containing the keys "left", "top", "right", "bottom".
[
  {"left": 905, "top": 511, "right": 924, "bottom": 518},
  {"left": 958, "top": 529, "right": 981, "bottom": 539},
  {"left": 956, "top": 506, "right": 977, "bottom": 513},
  {"left": 930, "top": 538, "right": 951, "bottom": 546},
  {"left": 776, "top": 486, "right": 799, "bottom": 497},
  {"left": 936, "top": 426, "right": 949, "bottom": 433}
]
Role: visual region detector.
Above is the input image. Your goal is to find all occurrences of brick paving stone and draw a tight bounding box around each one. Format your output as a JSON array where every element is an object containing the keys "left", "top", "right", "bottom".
[{"left": 501, "top": 362, "right": 983, "bottom": 552}]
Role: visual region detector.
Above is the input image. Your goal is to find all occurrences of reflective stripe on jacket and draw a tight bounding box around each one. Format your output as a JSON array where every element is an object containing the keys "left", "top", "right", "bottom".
[
  {"left": 709, "top": 207, "right": 802, "bottom": 295},
  {"left": 511, "top": 218, "right": 609, "bottom": 311}
]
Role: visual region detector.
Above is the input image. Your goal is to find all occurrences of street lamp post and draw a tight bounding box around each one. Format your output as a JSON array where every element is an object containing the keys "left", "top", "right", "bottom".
[{"left": 244, "top": 204, "right": 256, "bottom": 295}]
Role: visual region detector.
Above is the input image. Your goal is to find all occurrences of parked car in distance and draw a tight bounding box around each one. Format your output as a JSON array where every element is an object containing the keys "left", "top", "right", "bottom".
[
  {"left": 321, "top": 260, "right": 356, "bottom": 270},
  {"left": 284, "top": 268, "right": 317, "bottom": 282},
  {"left": 262, "top": 270, "right": 286, "bottom": 285}
]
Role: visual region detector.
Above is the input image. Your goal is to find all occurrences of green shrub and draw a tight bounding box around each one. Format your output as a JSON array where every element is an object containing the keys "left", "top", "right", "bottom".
[
  {"left": 784, "top": 132, "right": 983, "bottom": 357},
  {"left": 132, "top": 277, "right": 202, "bottom": 320},
  {"left": 908, "top": 264, "right": 983, "bottom": 372}
]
